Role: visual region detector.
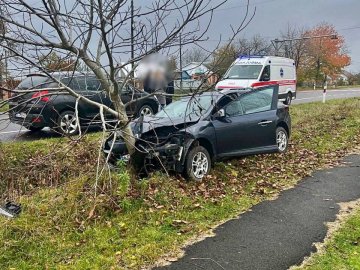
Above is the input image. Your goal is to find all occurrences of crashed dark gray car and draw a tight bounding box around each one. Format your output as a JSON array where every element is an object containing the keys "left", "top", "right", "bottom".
[{"left": 103, "top": 85, "right": 291, "bottom": 181}]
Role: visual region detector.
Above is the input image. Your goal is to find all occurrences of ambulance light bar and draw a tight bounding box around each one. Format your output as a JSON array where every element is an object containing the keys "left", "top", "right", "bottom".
[{"left": 238, "top": 55, "right": 265, "bottom": 59}]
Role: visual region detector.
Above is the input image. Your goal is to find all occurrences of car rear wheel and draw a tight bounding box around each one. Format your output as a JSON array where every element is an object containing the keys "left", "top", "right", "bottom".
[
  {"left": 57, "top": 110, "right": 79, "bottom": 135},
  {"left": 138, "top": 104, "right": 154, "bottom": 117},
  {"left": 276, "top": 127, "right": 288, "bottom": 153},
  {"left": 184, "top": 146, "right": 211, "bottom": 181},
  {"left": 284, "top": 92, "right": 292, "bottom": 105}
]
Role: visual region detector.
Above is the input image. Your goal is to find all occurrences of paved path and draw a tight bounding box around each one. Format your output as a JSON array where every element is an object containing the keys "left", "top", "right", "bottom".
[
  {"left": 1, "top": 88, "right": 360, "bottom": 142},
  {"left": 156, "top": 155, "right": 360, "bottom": 270}
]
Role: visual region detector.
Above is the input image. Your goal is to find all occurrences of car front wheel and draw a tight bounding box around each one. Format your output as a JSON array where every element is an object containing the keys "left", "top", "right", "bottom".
[
  {"left": 184, "top": 146, "right": 211, "bottom": 181},
  {"left": 276, "top": 127, "right": 288, "bottom": 153}
]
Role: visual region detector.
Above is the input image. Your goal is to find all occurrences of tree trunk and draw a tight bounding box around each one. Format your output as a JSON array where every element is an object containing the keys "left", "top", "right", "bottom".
[
  {"left": 78, "top": 50, "right": 136, "bottom": 155},
  {"left": 110, "top": 92, "right": 136, "bottom": 155}
]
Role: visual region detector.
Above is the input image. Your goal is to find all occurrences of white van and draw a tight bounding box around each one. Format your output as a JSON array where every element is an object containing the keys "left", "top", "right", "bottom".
[{"left": 215, "top": 56, "right": 296, "bottom": 104}]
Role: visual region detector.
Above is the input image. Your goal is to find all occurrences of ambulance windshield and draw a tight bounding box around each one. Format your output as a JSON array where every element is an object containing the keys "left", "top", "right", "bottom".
[{"left": 224, "top": 65, "right": 263, "bottom": 80}]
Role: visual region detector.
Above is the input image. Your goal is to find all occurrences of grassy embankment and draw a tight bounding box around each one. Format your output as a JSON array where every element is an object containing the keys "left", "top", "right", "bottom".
[
  {"left": 294, "top": 204, "right": 360, "bottom": 270},
  {"left": 0, "top": 98, "right": 360, "bottom": 269},
  {"left": 0, "top": 103, "right": 9, "bottom": 113}
]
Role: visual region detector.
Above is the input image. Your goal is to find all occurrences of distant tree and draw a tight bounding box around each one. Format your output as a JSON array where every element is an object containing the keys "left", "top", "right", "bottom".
[
  {"left": 182, "top": 47, "right": 207, "bottom": 65},
  {"left": 236, "top": 35, "right": 272, "bottom": 56},
  {"left": 210, "top": 43, "right": 237, "bottom": 77},
  {"left": 279, "top": 24, "right": 309, "bottom": 85},
  {"left": 38, "top": 52, "right": 78, "bottom": 72},
  {"left": 168, "top": 55, "right": 178, "bottom": 72},
  {"left": 280, "top": 24, "right": 308, "bottom": 69},
  {"left": 210, "top": 35, "right": 271, "bottom": 77},
  {"left": 303, "top": 23, "right": 351, "bottom": 86},
  {"left": 348, "top": 72, "right": 360, "bottom": 85}
]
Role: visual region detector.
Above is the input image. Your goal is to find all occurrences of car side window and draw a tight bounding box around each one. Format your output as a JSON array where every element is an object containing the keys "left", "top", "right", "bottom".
[
  {"left": 61, "top": 76, "right": 101, "bottom": 92},
  {"left": 224, "top": 99, "right": 244, "bottom": 117},
  {"left": 84, "top": 77, "right": 101, "bottom": 92},
  {"left": 240, "top": 87, "right": 274, "bottom": 114}
]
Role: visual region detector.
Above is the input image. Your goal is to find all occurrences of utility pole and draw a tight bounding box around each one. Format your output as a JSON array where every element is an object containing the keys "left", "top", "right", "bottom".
[
  {"left": 271, "top": 34, "right": 337, "bottom": 57},
  {"left": 272, "top": 38, "right": 282, "bottom": 56},
  {"left": 130, "top": 0, "right": 135, "bottom": 84},
  {"left": 179, "top": 33, "right": 183, "bottom": 91}
]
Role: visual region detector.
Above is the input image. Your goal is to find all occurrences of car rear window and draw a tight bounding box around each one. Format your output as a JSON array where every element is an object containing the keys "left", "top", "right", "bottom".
[
  {"left": 61, "top": 76, "right": 102, "bottom": 92},
  {"left": 17, "top": 75, "right": 49, "bottom": 89}
]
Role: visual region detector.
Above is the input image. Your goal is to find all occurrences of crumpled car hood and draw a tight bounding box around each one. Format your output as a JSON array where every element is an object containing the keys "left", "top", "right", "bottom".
[{"left": 132, "top": 115, "right": 199, "bottom": 136}]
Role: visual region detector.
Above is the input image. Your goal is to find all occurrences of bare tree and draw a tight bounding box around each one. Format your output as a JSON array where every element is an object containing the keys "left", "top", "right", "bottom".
[
  {"left": 182, "top": 47, "right": 208, "bottom": 66},
  {"left": 237, "top": 34, "right": 272, "bottom": 56},
  {"left": 280, "top": 24, "right": 308, "bottom": 69},
  {"left": 0, "top": 0, "right": 254, "bottom": 169}
]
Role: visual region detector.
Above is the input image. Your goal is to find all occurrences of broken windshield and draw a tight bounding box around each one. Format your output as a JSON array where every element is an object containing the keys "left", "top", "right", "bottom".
[{"left": 156, "top": 95, "right": 215, "bottom": 120}]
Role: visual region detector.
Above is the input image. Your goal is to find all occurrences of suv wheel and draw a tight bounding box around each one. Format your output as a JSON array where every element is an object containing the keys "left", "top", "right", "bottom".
[
  {"left": 57, "top": 110, "right": 79, "bottom": 135},
  {"left": 276, "top": 127, "right": 288, "bottom": 153},
  {"left": 184, "top": 146, "right": 211, "bottom": 181},
  {"left": 138, "top": 104, "right": 154, "bottom": 117},
  {"left": 284, "top": 92, "right": 292, "bottom": 105}
]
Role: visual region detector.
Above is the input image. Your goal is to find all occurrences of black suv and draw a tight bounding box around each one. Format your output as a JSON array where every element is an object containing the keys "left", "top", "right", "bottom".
[{"left": 9, "top": 73, "right": 159, "bottom": 135}]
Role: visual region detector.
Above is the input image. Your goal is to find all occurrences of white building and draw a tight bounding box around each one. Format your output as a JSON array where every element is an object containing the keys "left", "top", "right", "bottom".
[{"left": 182, "top": 62, "right": 211, "bottom": 77}]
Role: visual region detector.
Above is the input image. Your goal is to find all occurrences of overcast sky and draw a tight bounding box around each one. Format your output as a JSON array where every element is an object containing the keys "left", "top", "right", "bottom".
[
  {"left": 6, "top": 0, "right": 360, "bottom": 75},
  {"left": 203, "top": 0, "right": 360, "bottom": 72}
]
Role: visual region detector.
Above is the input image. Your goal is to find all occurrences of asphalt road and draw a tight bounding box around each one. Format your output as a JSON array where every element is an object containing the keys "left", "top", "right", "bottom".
[
  {"left": 1, "top": 88, "right": 360, "bottom": 142},
  {"left": 156, "top": 154, "right": 360, "bottom": 270},
  {"left": 293, "top": 88, "right": 360, "bottom": 104}
]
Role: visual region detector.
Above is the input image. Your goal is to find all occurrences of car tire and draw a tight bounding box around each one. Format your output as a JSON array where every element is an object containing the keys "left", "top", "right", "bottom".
[
  {"left": 56, "top": 110, "right": 79, "bottom": 135},
  {"left": 27, "top": 126, "right": 44, "bottom": 132},
  {"left": 138, "top": 104, "right": 154, "bottom": 117},
  {"left": 284, "top": 92, "right": 292, "bottom": 105},
  {"left": 276, "top": 127, "right": 288, "bottom": 153},
  {"left": 184, "top": 146, "right": 211, "bottom": 181}
]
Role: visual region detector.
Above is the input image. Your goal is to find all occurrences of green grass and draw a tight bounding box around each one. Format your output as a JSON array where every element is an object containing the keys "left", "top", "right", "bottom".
[
  {"left": 1, "top": 98, "right": 360, "bottom": 269},
  {"left": 0, "top": 103, "right": 9, "bottom": 113},
  {"left": 294, "top": 206, "right": 360, "bottom": 270}
]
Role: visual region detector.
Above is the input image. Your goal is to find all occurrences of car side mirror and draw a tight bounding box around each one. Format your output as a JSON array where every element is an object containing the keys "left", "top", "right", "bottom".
[{"left": 213, "top": 108, "right": 225, "bottom": 119}]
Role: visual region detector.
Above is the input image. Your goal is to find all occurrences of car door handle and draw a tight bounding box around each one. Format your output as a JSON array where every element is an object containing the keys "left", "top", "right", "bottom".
[{"left": 258, "top": 120, "right": 273, "bottom": 125}]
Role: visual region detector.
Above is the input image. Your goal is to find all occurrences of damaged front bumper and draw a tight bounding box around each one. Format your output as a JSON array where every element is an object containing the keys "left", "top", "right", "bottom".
[{"left": 103, "top": 132, "right": 193, "bottom": 173}]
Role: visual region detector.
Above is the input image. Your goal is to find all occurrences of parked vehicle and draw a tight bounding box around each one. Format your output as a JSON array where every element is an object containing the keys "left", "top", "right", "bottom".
[
  {"left": 8, "top": 73, "right": 159, "bottom": 135},
  {"left": 215, "top": 55, "right": 297, "bottom": 105},
  {"left": 104, "top": 85, "right": 291, "bottom": 181},
  {"left": 173, "top": 70, "right": 203, "bottom": 91}
]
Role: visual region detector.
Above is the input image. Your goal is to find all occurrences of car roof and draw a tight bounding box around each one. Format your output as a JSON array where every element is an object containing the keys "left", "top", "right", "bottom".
[
  {"left": 180, "top": 88, "right": 251, "bottom": 98},
  {"left": 25, "top": 72, "right": 94, "bottom": 79}
]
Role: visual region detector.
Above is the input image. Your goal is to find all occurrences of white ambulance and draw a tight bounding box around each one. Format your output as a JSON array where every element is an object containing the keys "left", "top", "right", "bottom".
[{"left": 215, "top": 56, "right": 296, "bottom": 105}]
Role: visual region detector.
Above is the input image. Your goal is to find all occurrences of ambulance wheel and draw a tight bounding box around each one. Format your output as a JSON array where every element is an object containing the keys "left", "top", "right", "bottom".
[{"left": 284, "top": 92, "right": 292, "bottom": 105}]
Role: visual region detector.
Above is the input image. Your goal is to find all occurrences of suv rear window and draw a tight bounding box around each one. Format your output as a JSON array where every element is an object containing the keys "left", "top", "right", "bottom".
[
  {"left": 61, "top": 76, "right": 101, "bottom": 92},
  {"left": 17, "top": 75, "right": 49, "bottom": 89}
]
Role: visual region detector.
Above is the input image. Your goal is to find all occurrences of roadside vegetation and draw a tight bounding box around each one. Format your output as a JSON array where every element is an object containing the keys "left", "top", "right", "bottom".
[
  {"left": 1, "top": 98, "right": 360, "bottom": 269},
  {"left": 295, "top": 204, "right": 360, "bottom": 270},
  {"left": 0, "top": 103, "right": 9, "bottom": 113}
]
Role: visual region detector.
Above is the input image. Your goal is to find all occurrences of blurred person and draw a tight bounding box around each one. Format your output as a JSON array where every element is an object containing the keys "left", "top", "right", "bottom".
[{"left": 165, "top": 72, "right": 175, "bottom": 105}]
